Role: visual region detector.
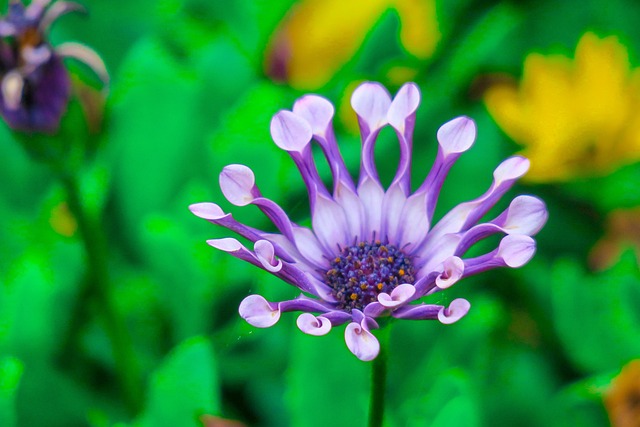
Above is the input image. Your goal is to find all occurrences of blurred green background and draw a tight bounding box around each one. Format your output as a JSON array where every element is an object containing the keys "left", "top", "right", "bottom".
[{"left": 1, "top": 0, "right": 640, "bottom": 426}]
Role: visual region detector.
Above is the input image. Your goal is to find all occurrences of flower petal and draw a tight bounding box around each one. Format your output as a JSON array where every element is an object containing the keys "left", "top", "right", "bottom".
[
  {"left": 345, "top": 321, "right": 380, "bottom": 361},
  {"left": 219, "top": 164, "right": 259, "bottom": 206},
  {"left": 392, "top": 303, "right": 442, "bottom": 320},
  {"left": 437, "top": 298, "right": 470, "bottom": 324},
  {"left": 254, "top": 240, "right": 282, "bottom": 272},
  {"left": 207, "top": 237, "right": 244, "bottom": 252},
  {"left": 189, "top": 202, "right": 226, "bottom": 220},
  {"left": 378, "top": 283, "right": 415, "bottom": 308},
  {"left": 312, "top": 192, "right": 350, "bottom": 252},
  {"left": 270, "top": 110, "right": 313, "bottom": 152},
  {"left": 357, "top": 176, "right": 385, "bottom": 240},
  {"left": 494, "top": 155, "right": 530, "bottom": 184},
  {"left": 293, "top": 94, "right": 334, "bottom": 137},
  {"left": 239, "top": 295, "right": 280, "bottom": 327},
  {"left": 55, "top": 42, "right": 109, "bottom": 85},
  {"left": 497, "top": 235, "right": 536, "bottom": 267},
  {"left": 1, "top": 71, "right": 24, "bottom": 111},
  {"left": 436, "top": 116, "right": 476, "bottom": 155},
  {"left": 351, "top": 82, "right": 391, "bottom": 135},
  {"left": 435, "top": 256, "right": 464, "bottom": 289},
  {"left": 387, "top": 82, "right": 420, "bottom": 133},
  {"left": 500, "top": 195, "right": 548, "bottom": 236},
  {"left": 296, "top": 313, "right": 332, "bottom": 336}
]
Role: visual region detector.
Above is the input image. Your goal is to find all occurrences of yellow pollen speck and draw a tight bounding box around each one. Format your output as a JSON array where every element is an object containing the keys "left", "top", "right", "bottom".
[
  {"left": 377, "top": 283, "right": 384, "bottom": 290},
  {"left": 360, "top": 284, "right": 368, "bottom": 290},
  {"left": 399, "top": 269, "right": 405, "bottom": 276},
  {"left": 50, "top": 202, "right": 77, "bottom": 237},
  {"left": 334, "top": 257, "right": 341, "bottom": 263},
  {"left": 350, "top": 293, "right": 358, "bottom": 301},
  {"left": 387, "top": 256, "right": 393, "bottom": 262}
]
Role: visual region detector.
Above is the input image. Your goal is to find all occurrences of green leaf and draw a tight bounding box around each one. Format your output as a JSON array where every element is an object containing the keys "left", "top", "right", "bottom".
[
  {"left": 551, "top": 252, "right": 640, "bottom": 373},
  {"left": 286, "top": 328, "right": 369, "bottom": 427},
  {"left": 136, "top": 336, "right": 220, "bottom": 427},
  {"left": 395, "top": 369, "right": 479, "bottom": 427},
  {"left": 109, "top": 37, "right": 202, "bottom": 245},
  {"left": 0, "top": 357, "right": 23, "bottom": 427},
  {"left": 551, "top": 374, "right": 612, "bottom": 427}
]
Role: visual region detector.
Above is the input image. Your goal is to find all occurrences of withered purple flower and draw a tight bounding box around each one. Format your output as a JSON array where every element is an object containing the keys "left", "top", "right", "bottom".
[
  {"left": 0, "top": 0, "right": 107, "bottom": 133},
  {"left": 190, "top": 81, "right": 548, "bottom": 361}
]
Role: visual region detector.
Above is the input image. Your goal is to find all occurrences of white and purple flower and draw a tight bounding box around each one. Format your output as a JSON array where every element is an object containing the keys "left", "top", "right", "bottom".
[
  {"left": 190, "top": 81, "right": 548, "bottom": 361},
  {"left": 0, "top": 0, "right": 107, "bottom": 133}
]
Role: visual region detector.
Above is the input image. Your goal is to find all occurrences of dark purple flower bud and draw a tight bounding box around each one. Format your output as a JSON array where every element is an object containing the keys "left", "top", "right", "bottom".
[{"left": 0, "top": 0, "right": 107, "bottom": 133}]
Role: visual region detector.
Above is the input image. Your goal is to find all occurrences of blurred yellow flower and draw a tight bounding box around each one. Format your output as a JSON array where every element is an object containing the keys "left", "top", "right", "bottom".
[
  {"left": 265, "top": 0, "right": 439, "bottom": 90},
  {"left": 484, "top": 33, "right": 640, "bottom": 182},
  {"left": 605, "top": 359, "right": 640, "bottom": 427}
]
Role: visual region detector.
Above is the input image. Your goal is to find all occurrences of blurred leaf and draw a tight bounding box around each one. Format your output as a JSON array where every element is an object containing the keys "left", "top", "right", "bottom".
[
  {"left": 564, "top": 163, "right": 640, "bottom": 211},
  {"left": 0, "top": 357, "right": 23, "bottom": 427},
  {"left": 286, "top": 328, "right": 369, "bottom": 427},
  {"left": 139, "top": 214, "right": 215, "bottom": 341},
  {"left": 396, "top": 369, "right": 479, "bottom": 427},
  {"left": 109, "top": 37, "right": 201, "bottom": 243},
  {"left": 552, "top": 373, "right": 612, "bottom": 427},
  {"left": 136, "top": 336, "right": 220, "bottom": 427},
  {"left": 551, "top": 251, "right": 640, "bottom": 373}
]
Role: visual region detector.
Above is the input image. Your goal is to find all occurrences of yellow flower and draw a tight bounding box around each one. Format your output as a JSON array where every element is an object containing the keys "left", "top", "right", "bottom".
[
  {"left": 484, "top": 33, "right": 640, "bottom": 182},
  {"left": 604, "top": 360, "right": 640, "bottom": 427},
  {"left": 265, "top": 0, "right": 439, "bottom": 90}
]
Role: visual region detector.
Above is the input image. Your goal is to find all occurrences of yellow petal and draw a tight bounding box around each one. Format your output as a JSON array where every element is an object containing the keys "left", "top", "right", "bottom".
[{"left": 266, "top": 0, "right": 439, "bottom": 90}]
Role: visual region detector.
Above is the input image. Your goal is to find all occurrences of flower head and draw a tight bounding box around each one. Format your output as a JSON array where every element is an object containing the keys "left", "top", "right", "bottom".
[
  {"left": 191, "top": 81, "right": 547, "bottom": 361},
  {"left": 0, "top": 0, "right": 108, "bottom": 133},
  {"left": 484, "top": 32, "right": 640, "bottom": 182}
]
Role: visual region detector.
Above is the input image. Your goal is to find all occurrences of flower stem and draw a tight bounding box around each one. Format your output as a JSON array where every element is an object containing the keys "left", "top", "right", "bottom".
[
  {"left": 368, "top": 326, "right": 391, "bottom": 427},
  {"left": 60, "top": 172, "right": 142, "bottom": 414}
]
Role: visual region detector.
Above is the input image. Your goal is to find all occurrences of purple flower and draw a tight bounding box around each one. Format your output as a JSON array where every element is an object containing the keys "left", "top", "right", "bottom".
[
  {"left": 0, "top": 0, "right": 108, "bottom": 133},
  {"left": 191, "top": 82, "right": 548, "bottom": 361}
]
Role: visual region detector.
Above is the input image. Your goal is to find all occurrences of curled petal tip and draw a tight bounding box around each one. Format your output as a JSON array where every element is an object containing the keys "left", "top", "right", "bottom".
[
  {"left": 438, "top": 298, "right": 470, "bottom": 324},
  {"left": 189, "top": 202, "right": 226, "bottom": 220},
  {"left": 345, "top": 321, "right": 380, "bottom": 361},
  {"left": 498, "top": 234, "right": 536, "bottom": 267},
  {"left": 297, "top": 313, "right": 331, "bottom": 336},
  {"left": 435, "top": 256, "right": 464, "bottom": 289},
  {"left": 219, "top": 164, "right": 257, "bottom": 206},
  {"left": 378, "top": 283, "right": 415, "bottom": 308},
  {"left": 239, "top": 295, "right": 280, "bottom": 328},
  {"left": 270, "top": 110, "right": 312, "bottom": 152},
  {"left": 437, "top": 116, "right": 476, "bottom": 154},
  {"left": 254, "top": 240, "right": 282, "bottom": 272}
]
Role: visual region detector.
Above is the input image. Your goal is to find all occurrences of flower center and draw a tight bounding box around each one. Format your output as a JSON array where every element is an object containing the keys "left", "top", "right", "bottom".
[{"left": 325, "top": 241, "right": 415, "bottom": 311}]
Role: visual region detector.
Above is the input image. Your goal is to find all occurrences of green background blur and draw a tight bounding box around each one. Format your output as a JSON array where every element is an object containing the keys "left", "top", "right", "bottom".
[{"left": 1, "top": 0, "right": 640, "bottom": 426}]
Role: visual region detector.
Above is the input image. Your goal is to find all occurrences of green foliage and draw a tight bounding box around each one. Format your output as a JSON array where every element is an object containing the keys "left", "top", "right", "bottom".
[
  {"left": 135, "top": 337, "right": 220, "bottom": 427},
  {"left": 0, "top": 357, "right": 23, "bottom": 427}
]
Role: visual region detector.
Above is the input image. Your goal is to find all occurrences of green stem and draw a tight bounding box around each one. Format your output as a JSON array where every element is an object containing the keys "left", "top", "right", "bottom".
[
  {"left": 368, "top": 326, "right": 391, "bottom": 427},
  {"left": 60, "top": 172, "right": 142, "bottom": 415}
]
